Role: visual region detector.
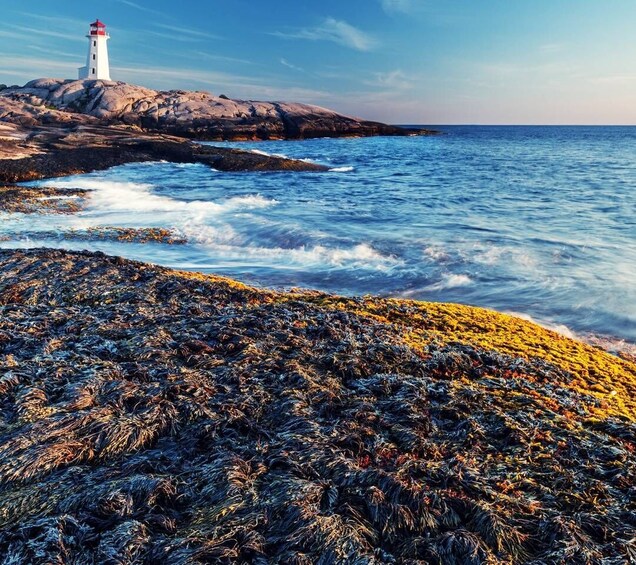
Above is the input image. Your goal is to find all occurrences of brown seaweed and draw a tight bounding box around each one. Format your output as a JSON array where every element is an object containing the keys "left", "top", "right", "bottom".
[
  {"left": 0, "top": 248, "right": 634, "bottom": 564},
  {"left": 10, "top": 227, "right": 187, "bottom": 245},
  {"left": 0, "top": 185, "right": 88, "bottom": 214}
]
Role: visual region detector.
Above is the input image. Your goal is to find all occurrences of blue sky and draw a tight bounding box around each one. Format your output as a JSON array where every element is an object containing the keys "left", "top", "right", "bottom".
[{"left": 1, "top": 0, "right": 636, "bottom": 124}]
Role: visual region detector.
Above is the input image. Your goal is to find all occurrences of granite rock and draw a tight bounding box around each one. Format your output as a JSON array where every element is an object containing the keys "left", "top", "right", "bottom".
[{"left": 0, "top": 78, "right": 433, "bottom": 140}]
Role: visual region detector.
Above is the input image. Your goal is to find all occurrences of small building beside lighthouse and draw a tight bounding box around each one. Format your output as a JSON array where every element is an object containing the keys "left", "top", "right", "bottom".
[{"left": 78, "top": 20, "right": 111, "bottom": 81}]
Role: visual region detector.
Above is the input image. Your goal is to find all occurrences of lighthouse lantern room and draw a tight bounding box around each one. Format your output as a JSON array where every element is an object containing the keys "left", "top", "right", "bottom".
[{"left": 78, "top": 19, "right": 111, "bottom": 81}]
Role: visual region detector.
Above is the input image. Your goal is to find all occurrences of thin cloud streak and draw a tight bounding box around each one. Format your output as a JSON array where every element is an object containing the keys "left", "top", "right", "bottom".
[
  {"left": 154, "top": 23, "right": 222, "bottom": 40},
  {"left": 112, "top": 64, "right": 332, "bottom": 101},
  {"left": 14, "top": 12, "right": 87, "bottom": 28},
  {"left": 280, "top": 58, "right": 305, "bottom": 72},
  {"left": 5, "top": 25, "right": 83, "bottom": 43},
  {"left": 193, "top": 51, "right": 254, "bottom": 65},
  {"left": 0, "top": 55, "right": 78, "bottom": 83},
  {"left": 273, "top": 18, "right": 377, "bottom": 51},
  {"left": 146, "top": 31, "right": 207, "bottom": 43},
  {"left": 368, "top": 69, "right": 412, "bottom": 90},
  {"left": 112, "top": 0, "right": 166, "bottom": 17},
  {"left": 27, "top": 45, "right": 80, "bottom": 60}
]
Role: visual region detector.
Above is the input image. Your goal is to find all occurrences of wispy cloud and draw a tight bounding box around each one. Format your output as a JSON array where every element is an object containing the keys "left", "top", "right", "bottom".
[
  {"left": 0, "top": 30, "right": 30, "bottom": 41},
  {"left": 193, "top": 51, "right": 254, "bottom": 65},
  {"left": 14, "top": 12, "right": 87, "bottom": 27},
  {"left": 368, "top": 69, "right": 412, "bottom": 89},
  {"left": 380, "top": 0, "right": 414, "bottom": 14},
  {"left": 280, "top": 58, "right": 305, "bottom": 72},
  {"left": 5, "top": 24, "right": 83, "bottom": 43},
  {"left": 0, "top": 55, "right": 78, "bottom": 82},
  {"left": 27, "top": 45, "right": 80, "bottom": 60},
  {"left": 154, "top": 23, "right": 222, "bottom": 40},
  {"left": 112, "top": 63, "right": 332, "bottom": 101},
  {"left": 147, "top": 31, "right": 206, "bottom": 43},
  {"left": 112, "top": 0, "right": 165, "bottom": 17},
  {"left": 273, "top": 18, "right": 377, "bottom": 51}
]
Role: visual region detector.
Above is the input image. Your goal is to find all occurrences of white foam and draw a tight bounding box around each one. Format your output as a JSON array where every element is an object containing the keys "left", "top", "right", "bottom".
[
  {"left": 182, "top": 228, "right": 400, "bottom": 270},
  {"left": 473, "top": 245, "right": 538, "bottom": 269},
  {"left": 329, "top": 166, "right": 354, "bottom": 172},
  {"left": 249, "top": 149, "right": 289, "bottom": 159},
  {"left": 423, "top": 245, "right": 451, "bottom": 262},
  {"left": 37, "top": 195, "right": 81, "bottom": 201},
  {"left": 507, "top": 311, "right": 578, "bottom": 339},
  {"left": 39, "top": 179, "right": 277, "bottom": 216},
  {"left": 424, "top": 273, "right": 473, "bottom": 291},
  {"left": 248, "top": 149, "right": 318, "bottom": 164},
  {"left": 504, "top": 310, "right": 636, "bottom": 356}
]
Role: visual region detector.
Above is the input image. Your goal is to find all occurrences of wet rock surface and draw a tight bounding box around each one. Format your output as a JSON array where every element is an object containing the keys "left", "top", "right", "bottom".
[
  {"left": 0, "top": 185, "right": 87, "bottom": 214},
  {"left": 0, "top": 125, "right": 328, "bottom": 183},
  {"left": 0, "top": 248, "right": 634, "bottom": 564},
  {"left": 9, "top": 227, "right": 187, "bottom": 245},
  {"left": 0, "top": 79, "right": 436, "bottom": 140}
]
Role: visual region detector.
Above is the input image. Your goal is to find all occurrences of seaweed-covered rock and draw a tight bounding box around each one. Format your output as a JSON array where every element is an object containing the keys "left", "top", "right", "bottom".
[{"left": 0, "top": 249, "right": 634, "bottom": 564}]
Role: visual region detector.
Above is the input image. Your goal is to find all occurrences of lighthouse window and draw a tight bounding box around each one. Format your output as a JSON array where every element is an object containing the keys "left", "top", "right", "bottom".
[
  {"left": 92, "top": 68, "right": 96, "bottom": 75},
  {"left": 93, "top": 41, "right": 96, "bottom": 47},
  {"left": 92, "top": 54, "right": 96, "bottom": 60}
]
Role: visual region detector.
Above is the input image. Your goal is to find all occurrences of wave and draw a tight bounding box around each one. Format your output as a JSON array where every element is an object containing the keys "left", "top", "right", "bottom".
[
  {"left": 473, "top": 246, "right": 537, "bottom": 269},
  {"left": 505, "top": 311, "right": 636, "bottom": 356},
  {"left": 249, "top": 149, "right": 289, "bottom": 159},
  {"left": 37, "top": 195, "right": 82, "bottom": 201},
  {"left": 507, "top": 311, "right": 578, "bottom": 339},
  {"left": 424, "top": 242, "right": 539, "bottom": 271},
  {"left": 423, "top": 273, "right": 473, "bottom": 292},
  {"left": 182, "top": 227, "right": 400, "bottom": 270},
  {"left": 329, "top": 166, "right": 354, "bottom": 172},
  {"left": 39, "top": 179, "right": 277, "bottom": 215},
  {"left": 248, "top": 149, "right": 318, "bottom": 165},
  {"left": 423, "top": 245, "right": 452, "bottom": 263}
]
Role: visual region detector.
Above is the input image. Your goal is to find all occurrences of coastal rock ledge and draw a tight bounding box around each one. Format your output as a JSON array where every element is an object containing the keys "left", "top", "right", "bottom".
[
  {"left": 0, "top": 248, "right": 634, "bottom": 563},
  {"left": 0, "top": 79, "right": 433, "bottom": 140}
]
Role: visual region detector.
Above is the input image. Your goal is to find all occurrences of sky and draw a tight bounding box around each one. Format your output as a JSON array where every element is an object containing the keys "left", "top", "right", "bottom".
[{"left": 1, "top": 0, "right": 636, "bottom": 124}]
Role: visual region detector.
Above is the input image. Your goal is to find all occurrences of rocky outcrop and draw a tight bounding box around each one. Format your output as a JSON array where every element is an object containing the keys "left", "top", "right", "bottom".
[
  {"left": 0, "top": 78, "right": 433, "bottom": 140},
  {"left": 0, "top": 125, "right": 328, "bottom": 183}
]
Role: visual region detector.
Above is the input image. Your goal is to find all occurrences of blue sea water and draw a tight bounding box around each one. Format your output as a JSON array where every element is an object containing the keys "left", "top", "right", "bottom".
[{"left": 3, "top": 126, "right": 635, "bottom": 349}]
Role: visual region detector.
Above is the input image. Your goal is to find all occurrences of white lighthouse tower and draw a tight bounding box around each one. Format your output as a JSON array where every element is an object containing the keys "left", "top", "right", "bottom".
[{"left": 78, "top": 19, "right": 111, "bottom": 80}]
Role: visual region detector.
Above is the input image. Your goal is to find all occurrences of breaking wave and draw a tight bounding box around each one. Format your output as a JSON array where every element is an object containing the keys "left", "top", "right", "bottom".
[
  {"left": 182, "top": 225, "right": 400, "bottom": 270},
  {"left": 40, "top": 179, "right": 277, "bottom": 215},
  {"left": 424, "top": 274, "right": 473, "bottom": 291},
  {"left": 329, "top": 166, "right": 354, "bottom": 172},
  {"left": 506, "top": 311, "right": 636, "bottom": 356}
]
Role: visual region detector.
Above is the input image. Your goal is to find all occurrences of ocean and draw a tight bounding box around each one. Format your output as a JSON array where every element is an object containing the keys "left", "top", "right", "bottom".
[{"left": 3, "top": 126, "right": 635, "bottom": 351}]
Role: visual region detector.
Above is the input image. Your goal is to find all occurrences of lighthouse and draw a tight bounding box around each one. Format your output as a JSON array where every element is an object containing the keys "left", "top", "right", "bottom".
[{"left": 78, "top": 19, "right": 111, "bottom": 81}]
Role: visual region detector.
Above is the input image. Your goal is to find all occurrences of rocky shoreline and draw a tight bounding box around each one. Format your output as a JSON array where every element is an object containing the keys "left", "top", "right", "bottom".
[
  {"left": 0, "top": 124, "right": 328, "bottom": 185},
  {"left": 1, "top": 86, "right": 634, "bottom": 563},
  {"left": 0, "top": 79, "right": 437, "bottom": 141},
  {"left": 0, "top": 248, "right": 634, "bottom": 563}
]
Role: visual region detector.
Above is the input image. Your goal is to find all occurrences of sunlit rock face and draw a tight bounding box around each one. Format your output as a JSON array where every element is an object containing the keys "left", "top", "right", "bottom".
[{"left": 0, "top": 78, "right": 429, "bottom": 140}]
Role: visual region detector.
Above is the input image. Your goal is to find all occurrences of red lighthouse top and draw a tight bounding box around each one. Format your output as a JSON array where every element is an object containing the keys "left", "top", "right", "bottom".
[{"left": 89, "top": 19, "right": 107, "bottom": 36}]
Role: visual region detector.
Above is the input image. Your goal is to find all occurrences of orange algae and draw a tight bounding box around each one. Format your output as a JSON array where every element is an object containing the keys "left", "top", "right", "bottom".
[{"left": 298, "top": 295, "right": 636, "bottom": 421}]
